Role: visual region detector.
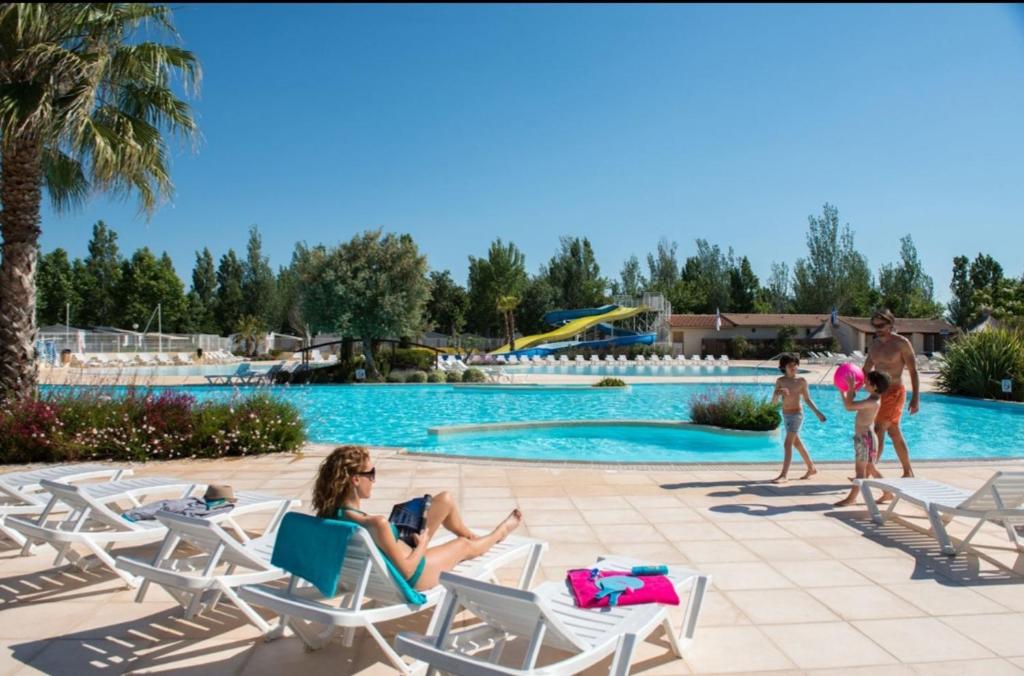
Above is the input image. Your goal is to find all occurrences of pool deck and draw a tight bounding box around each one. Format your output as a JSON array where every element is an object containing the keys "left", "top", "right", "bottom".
[
  {"left": 38, "top": 360, "right": 945, "bottom": 391},
  {"left": 2, "top": 447, "right": 1023, "bottom": 675}
]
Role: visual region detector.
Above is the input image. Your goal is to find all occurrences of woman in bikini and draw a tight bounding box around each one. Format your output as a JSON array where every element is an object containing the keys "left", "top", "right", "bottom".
[{"left": 312, "top": 445, "right": 522, "bottom": 591}]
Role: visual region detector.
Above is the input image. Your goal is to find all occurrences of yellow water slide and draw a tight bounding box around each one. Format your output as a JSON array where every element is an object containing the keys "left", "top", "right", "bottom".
[{"left": 490, "top": 305, "right": 647, "bottom": 354}]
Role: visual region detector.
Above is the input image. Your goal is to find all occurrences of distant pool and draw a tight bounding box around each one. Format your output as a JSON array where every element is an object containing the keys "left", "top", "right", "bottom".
[
  {"left": 84, "top": 383, "right": 1024, "bottom": 464},
  {"left": 506, "top": 363, "right": 783, "bottom": 378}
]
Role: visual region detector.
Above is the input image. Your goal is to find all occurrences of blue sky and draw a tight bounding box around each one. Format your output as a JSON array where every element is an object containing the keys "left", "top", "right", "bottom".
[{"left": 39, "top": 4, "right": 1024, "bottom": 303}]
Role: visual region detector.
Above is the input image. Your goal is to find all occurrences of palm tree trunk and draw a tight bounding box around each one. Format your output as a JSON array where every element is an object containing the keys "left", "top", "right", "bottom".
[
  {"left": 507, "top": 311, "right": 517, "bottom": 352},
  {"left": 0, "top": 136, "right": 43, "bottom": 402}
]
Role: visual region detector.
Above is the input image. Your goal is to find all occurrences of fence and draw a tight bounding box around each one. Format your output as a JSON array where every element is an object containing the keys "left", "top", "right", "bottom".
[{"left": 36, "top": 331, "right": 234, "bottom": 355}]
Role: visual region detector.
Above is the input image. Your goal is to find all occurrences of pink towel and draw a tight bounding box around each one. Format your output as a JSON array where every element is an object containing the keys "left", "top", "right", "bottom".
[{"left": 566, "top": 568, "right": 680, "bottom": 609}]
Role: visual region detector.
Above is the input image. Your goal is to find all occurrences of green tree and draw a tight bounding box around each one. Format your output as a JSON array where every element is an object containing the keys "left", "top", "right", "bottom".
[
  {"left": 760, "top": 261, "right": 792, "bottom": 313},
  {"left": 496, "top": 294, "right": 521, "bottom": 352},
  {"left": 878, "top": 235, "right": 942, "bottom": 318},
  {"left": 318, "top": 230, "right": 429, "bottom": 378},
  {"left": 0, "top": 4, "right": 200, "bottom": 401},
  {"left": 215, "top": 250, "right": 245, "bottom": 336},
  {"left": 242, "top": 226, "right": 277, "bottom": 329},
  {"left": 77, "top": 221, "right": 124, "bottom": 326},
  {"left": 646, "top": 238, "right": 680, "bottom": 294},
  {"left": 235, "top": 314, "right": 262, "bottom": 357},
  {"left": 35, "top": 248, "right": 80, "bottom": 326},
  {"left": 466, "top": 239, "right": 528, "bottom": 336},
  {"left": 792, "top": 203, "right": 875, "bottom": 314},
  {"left": 948, "top": 255, "right": 974, "bottom": 328},
  {"left": 114, "top": 248, "right": 187, "bottom": 332},
  {"left": 729, "top": 256, "right": 760, "bottom": 313},
  {"left": 517, "top": 276, "right": 557, "bottom": 335},
  {"left": 187, "top": 248, "right": 218, "bottom": 333},
  {"left": 283, "top": 242, "right": 328, "bottom": 342},
  {"left": 426, "top": 270, "right": 469, "bottom": 338},
  {"left": 617, "top": 255, "right": 646, "bottom": 299},
  {"left": 543, "top": 236, "right": 607, "bottom": 310}
]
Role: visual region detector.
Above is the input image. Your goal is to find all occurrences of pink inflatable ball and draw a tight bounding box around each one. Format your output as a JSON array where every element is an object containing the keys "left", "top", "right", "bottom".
[{"left": 834, "top": 363, "right": 865, "bottom": 392}]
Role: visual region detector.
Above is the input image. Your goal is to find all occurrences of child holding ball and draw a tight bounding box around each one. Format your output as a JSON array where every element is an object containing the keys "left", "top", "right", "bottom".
[{"left": 834, "top": 369, "right": 892, "bottom": 507}]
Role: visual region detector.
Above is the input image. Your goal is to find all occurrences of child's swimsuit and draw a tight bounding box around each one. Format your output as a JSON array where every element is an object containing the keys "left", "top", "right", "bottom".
[
  {"left": 853, "top": 431, "right": 877, "bottom": 464},
  {"left": 783, "top": 412, "right": 804, "bottom": 433},
  {"left": 337, "top": 507, "right": 426, "bottom": 587}
]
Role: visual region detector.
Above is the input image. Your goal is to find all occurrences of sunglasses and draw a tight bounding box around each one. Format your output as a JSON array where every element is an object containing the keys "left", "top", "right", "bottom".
[
  {"left": 354, "top": 467, "right": 376, "bottom": 482},
  {"left": 871, "top": 322, "right": 891, "bottom": 330}
]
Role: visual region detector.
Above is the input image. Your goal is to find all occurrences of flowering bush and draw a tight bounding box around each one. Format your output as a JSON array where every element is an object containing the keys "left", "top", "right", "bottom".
[
  {"left": 689, "top": 389, "right": 780, "bottom": 431},
  {"left": 0, "top": 390, "right": 306, "bottom": 463}
]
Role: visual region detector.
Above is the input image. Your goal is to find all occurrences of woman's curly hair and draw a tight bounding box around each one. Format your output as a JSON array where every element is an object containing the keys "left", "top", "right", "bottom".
[{"left": 312, "top": 445, "right": 370, "bottom": 518}]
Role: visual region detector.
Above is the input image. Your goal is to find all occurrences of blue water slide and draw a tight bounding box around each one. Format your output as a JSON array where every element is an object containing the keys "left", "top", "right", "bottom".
[
  {"left": 542, "top": 305, "right": 618, "bottom": 327},
  {"left": 595, "top": 322, "right": 643, "bottom": 337}
]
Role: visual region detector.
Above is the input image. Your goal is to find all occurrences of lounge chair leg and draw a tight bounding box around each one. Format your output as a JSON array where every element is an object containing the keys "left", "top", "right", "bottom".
[
  {"left": 928, "top": 505, "right": 957, "bottom": 556},
  {"left": 862, "top": 485, "right": 882, "bottom": 524},
  {"left": 365, "top": 622, "right": 415, "bottom": 674},
  {"left": 680, "top": 574, "right": 709, "bottom": 645},
  {"left": 608, "top": 632, "right": 638, "bottom": 676},
  {"left": 516, "top": 543, "right": 544, "bottom": 590}
]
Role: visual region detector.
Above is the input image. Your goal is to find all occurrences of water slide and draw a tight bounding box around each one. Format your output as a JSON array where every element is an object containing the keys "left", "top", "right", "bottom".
[{"left": 491, "top": 305, "right": 649, "bottom": 354}]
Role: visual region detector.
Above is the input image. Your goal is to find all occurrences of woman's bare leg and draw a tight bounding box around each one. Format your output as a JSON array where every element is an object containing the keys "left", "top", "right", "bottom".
[
  {"left": 415, "top": 510, "right": 523, "bottom": 590},
  {"left": 422, "top": 491, "right": 476, "bottom": 539}
]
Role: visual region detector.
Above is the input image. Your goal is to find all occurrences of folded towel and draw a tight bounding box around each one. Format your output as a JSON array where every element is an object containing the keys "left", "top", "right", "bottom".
[{"left": 271, "top": 512, "right": 354, "bottom": 597}]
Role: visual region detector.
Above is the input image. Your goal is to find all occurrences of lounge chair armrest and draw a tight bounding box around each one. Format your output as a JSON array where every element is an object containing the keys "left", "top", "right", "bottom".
[{"left": 395, "top": 632, "right": 524, "bottom": 676}]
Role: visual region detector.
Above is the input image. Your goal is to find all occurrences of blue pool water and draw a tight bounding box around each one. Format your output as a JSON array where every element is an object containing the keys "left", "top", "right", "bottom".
[
  {"left": 155, "top": 383, "right": 1024, "bottom": 463},
  {"left": 507, "top": 364, "right": 780, "bottom": 377}
]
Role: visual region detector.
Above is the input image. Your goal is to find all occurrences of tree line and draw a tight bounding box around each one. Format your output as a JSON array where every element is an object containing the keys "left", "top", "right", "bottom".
[{"left": 36, "top": 203, "right": 1023, "bottom": 367}]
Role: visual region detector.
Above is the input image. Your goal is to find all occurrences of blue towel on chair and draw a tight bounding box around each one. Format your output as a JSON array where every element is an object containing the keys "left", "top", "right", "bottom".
[{"left": 271, "top": 512, "right": 354, "bottom": 598}]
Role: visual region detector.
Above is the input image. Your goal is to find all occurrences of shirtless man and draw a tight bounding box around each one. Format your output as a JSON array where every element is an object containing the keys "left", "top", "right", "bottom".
[{"left": 862, "top": 309, "right": 919, "bottom": 477}]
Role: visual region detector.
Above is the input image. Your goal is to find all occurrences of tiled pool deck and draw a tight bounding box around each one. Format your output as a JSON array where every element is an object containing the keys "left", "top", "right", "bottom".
[{"left": 2, "top": 445, "right": 1023, "bottom": 675}]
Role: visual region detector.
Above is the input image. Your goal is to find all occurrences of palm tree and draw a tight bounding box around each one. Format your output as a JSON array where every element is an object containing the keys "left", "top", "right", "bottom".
[
  {"left": 496, "top": 294, "right": 520, "bottom": 352},
  {"left": 0, "top": 4, "right": 200, "bottom": 402},
  {"left": 234, "top": 315, "right": 263, "bottom": 357}
]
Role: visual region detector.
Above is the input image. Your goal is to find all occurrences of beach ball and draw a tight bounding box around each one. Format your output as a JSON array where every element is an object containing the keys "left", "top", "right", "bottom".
[{"left": 833, "top": 363, "right": 864, "bottom": 392}]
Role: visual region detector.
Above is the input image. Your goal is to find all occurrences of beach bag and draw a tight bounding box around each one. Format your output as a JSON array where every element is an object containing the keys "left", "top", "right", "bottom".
[
  {"left": 566, "top": 568, "right": 679, "bottom": 608},
  {"left": 389, "top": 495, "right": 432, "bottom": 547}
]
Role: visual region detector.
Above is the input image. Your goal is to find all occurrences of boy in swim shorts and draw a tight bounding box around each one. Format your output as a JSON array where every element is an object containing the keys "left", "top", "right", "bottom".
[
  {"left": 769, "top": 354, "right": 826, "bottom": 483},
  {"left": 835, "top": 370, "right": 891, "bottom": 507}
]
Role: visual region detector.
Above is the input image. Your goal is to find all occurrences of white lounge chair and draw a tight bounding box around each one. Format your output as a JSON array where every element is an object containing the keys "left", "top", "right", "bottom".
[
  {"left": 857, "top": 472, "right": 1024, "bottom": 555},
  {"left": 115, "top": 511, "right": 286, "bottom": 630},
  {"left": 573, "top": 355, "right": 584, "bottom": 364},
  {"left": 604, "top": 355, "right": 615, "bottom": 364},
  {"left": 0, "top": 464, "right": 131, "bottom": 547},
  {"left": 616, "top": 354, "right": 627, "bottom": 363},
  {"left": 237, "top": 526, "right": 547, "bottom": 674},
  {"left": 395, "top": 555, "right": 710, "bottom": 676},
  {"left": 719, "top": 355, "right": 729, "bottom": 363},
  {"left": 7, "top": 477, "right": 298, "bottom": 586},
  {"left": 558, "top": 355, "right": 569, "bottom": 364},
  {"left": 174, "top": 352, "right": 193, "bottom": 365},
  {"left": 589, "top": 355, "right": 599, "bottom": 364},
  {"left": 155, "top": 353, "right": 175, "bottom": 366}
]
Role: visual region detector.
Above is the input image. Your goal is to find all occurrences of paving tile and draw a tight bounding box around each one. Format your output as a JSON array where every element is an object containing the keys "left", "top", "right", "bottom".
[
  {"left": 773, "top": 559, "right": 873, "bottom": 588},
  {"left": 713, "top": 520, "right": 792, "bottom": 540},
  {"left": 675, "top": 540, "right": 760, "bottom": 564},
  {"left": 743, "top": 537, "right": 831, "bottom": 561},
  {"left": 594, "top": 524, "right": 667, "bottom": 546},
  {"left": 581, "top": 509, "right": 648, "bottom": 525},
  {"left": 909, "top": 659, "right": 1024, "bottom": 675},
  {"left": 807, "top": 585, "right": 926, "bottom": 620},
  {"left": 854, "top": 617, "right": 995, "bottom": 662},
  {"left": 939, "top": 613, "right": 1024, "bottom": 657},
  {"left": 725, "top": 588, "right": 840, "bottom": 624},
  {"left": 683, "top": 625, "right": 795, "bottom": 673},
  {"left": 699, "top": 562, "right": 794, "bottom": 590},
  {"left": 762, "top": 621, "right": 899, "bottom": 669},
  {"left": 887, "top": 582, "right": 1011, "bottom": 616}
]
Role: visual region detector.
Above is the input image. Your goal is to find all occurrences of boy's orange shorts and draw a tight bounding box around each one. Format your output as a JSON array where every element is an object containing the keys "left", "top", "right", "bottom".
[{"left": 877, "top": 383, "right": 906, "bottom": 425}]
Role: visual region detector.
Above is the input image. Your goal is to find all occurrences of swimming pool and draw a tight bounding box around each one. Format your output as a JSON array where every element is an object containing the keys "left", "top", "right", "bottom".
[
  {"left": 157, "top": 383, "right": 1024, "bottom": 463},
  {"left": 506, "top": 364, "right": 781, "bottom": 378}
]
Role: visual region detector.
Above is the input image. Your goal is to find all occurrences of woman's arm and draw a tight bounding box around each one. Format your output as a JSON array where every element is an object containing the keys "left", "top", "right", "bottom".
[{"left": 363, "top": 515, "right": 426, "bottom": 579}]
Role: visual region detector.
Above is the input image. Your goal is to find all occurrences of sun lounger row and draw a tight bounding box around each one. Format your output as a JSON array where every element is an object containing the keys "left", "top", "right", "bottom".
[
  {"left": 0, "top": 463, "right": 712, "bottom": 674},
  {"left": 68, "top": 352, "right": 201, "bottom": 368},
  {"left": 485, "top": 354, "right": 729, "bottom": 366}
]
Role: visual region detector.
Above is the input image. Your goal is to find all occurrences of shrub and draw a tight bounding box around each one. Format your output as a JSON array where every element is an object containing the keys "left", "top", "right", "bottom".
[
  {"left": 776, "top": 326, "right": 798, "bottom": 355},
  {"left": 689, "top": 389, "right": 781, "bottom": 431},
  {"left": 729, "top": 336, "right": 749, "bottom": 359},
  {"left": 405, "top": 371, "right": 428, "bottom": 383},
  {"left": 0, "top": 390, "right": 305, "bottom": 464},
  {"left": 594, "top": 377, "right": 627, "bottom": 387},
  {"left": 937, "top": 329, "right": 1024, "bottom": 402},
  {"left": 445, "top": 370, "right": 462, "bottom": 383},
  {"left": 386, "top": 371, "right": 405, "bottom": 383},
  {"left": 386, "top": 348, "right": 435, "bottom": 371},
  {"left": 462, "top": 367, "right": 486, "bottom": 383},
  {"left": 426, "top": 370, "right": 445, "bottom": 383}
]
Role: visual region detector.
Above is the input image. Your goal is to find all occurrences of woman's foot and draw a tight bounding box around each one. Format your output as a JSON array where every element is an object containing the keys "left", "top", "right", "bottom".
[
  {"left": 833, "top": 496, "right": 857, "bottom": 507},
  {"left": 495, "top": 509, "right": 522, "bottom": 542},
  {"left": 771, "top": 475, "right": 789, "bottom": 484},
  {"left": 800, "top": 468, "right": 818, "bottom": 480}
]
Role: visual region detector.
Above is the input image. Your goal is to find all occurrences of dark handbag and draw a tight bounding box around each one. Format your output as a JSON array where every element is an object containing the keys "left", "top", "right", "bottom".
[{"left": 388, "top": 494, "right": 432, "bottom": 548}]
